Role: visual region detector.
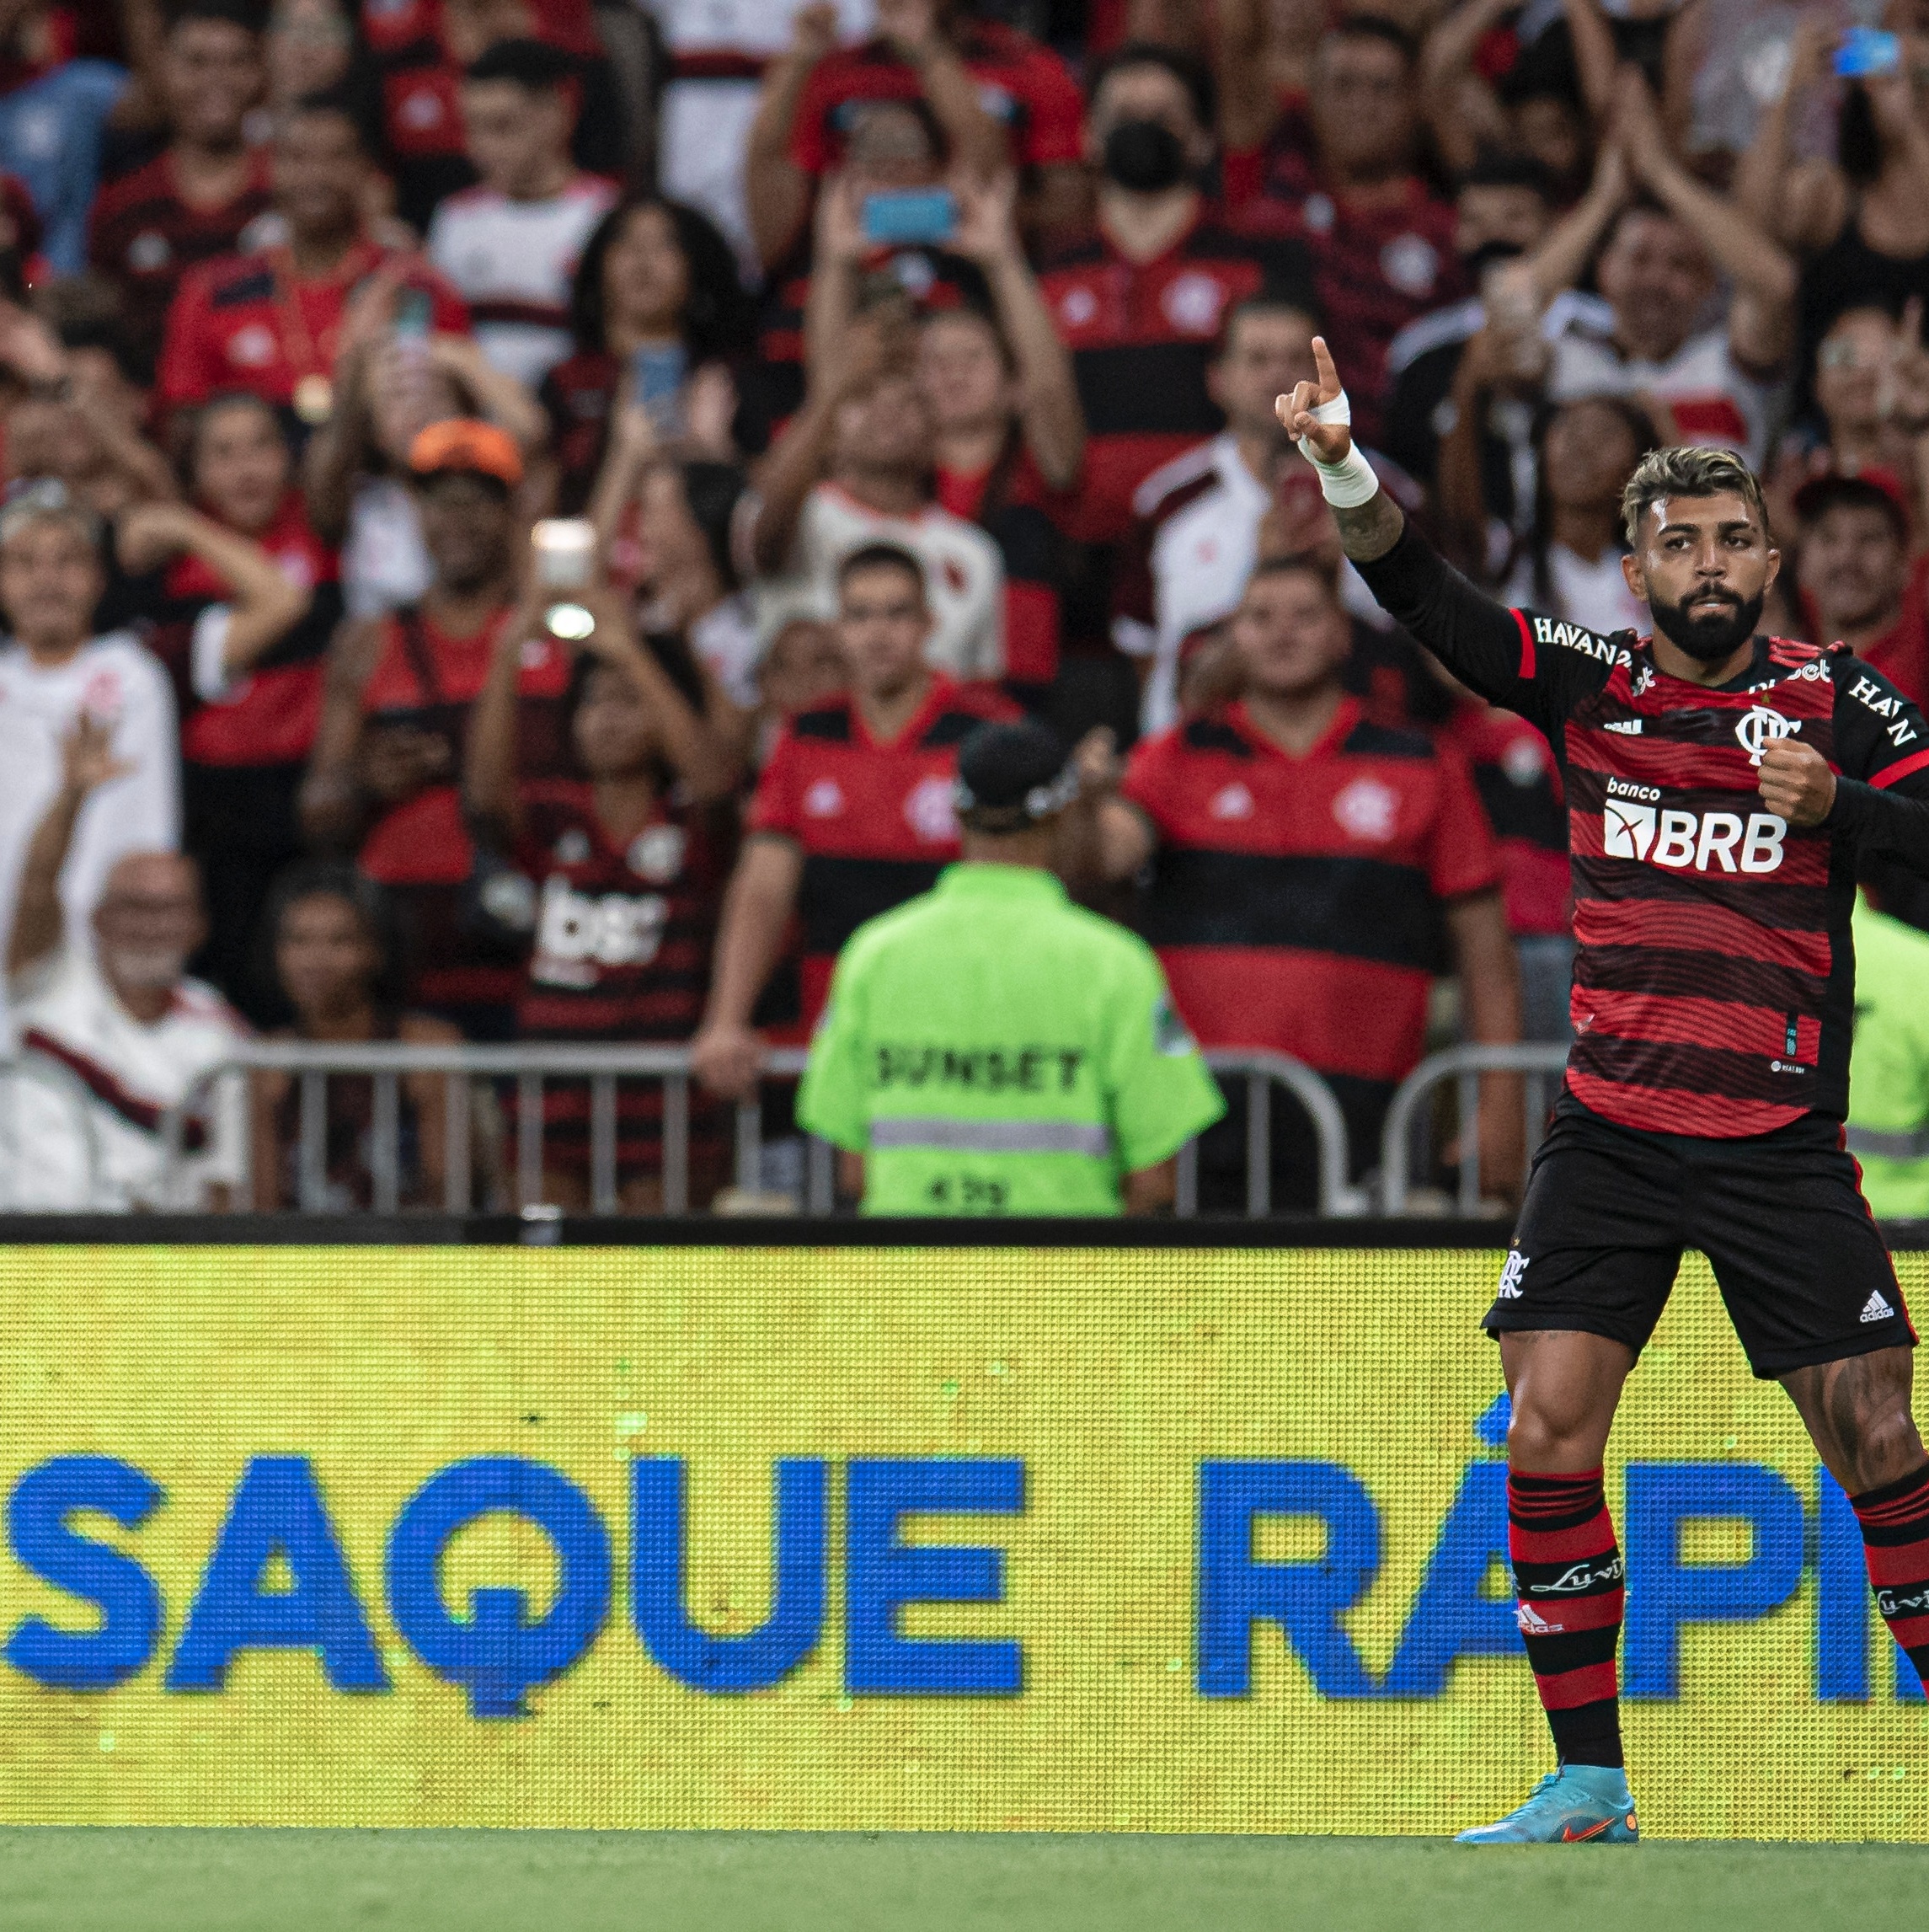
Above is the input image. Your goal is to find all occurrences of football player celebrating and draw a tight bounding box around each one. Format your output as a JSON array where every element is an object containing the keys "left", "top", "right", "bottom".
[{"left": 1280, "top": 336, "right": 1929, "bottom": 1844}]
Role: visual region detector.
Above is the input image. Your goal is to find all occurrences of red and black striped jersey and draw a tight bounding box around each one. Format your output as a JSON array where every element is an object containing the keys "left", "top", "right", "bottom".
[
  {"left": 935, "top": 447, "right": 1063, "bottom": 691},
  {"left": 131, "top": 492, "right": 340, "bottom": 772},
  {"left": 1036, "top": 217, "right": 1316, "bottom": 546},
  {"left": 513, "top": 780, "right": 730, "bottom": 1042},
  {"left": 1120, "top": 696, "right": 1502, "bottom": 1085},
  {"left": 356, "top": 603, "right": 571, "bottom": 889},
  {"left": 1355, "top": 525, "right": 1929, "bottom": 1136},
  {"left": 746, "top": 676, "right": 1019, "bottom": 1030},
  {"left": 1224, "top": 134, "right": 1463, "bottom": 452},
  {"left": 87, "top": 149, "right": 274, "bottom": 383},
  {"left": 1439, "top": 698, "right": 1570, "bottom": 939}
]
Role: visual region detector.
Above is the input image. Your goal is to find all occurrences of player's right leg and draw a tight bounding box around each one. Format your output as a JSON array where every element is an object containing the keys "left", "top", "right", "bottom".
[{"left": 1456, "top": 1103, "right": 1683, "bottom": 1845}]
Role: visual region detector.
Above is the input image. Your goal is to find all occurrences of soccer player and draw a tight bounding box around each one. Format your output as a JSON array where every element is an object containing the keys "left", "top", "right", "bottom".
[{"left": 1279, "top": 336, "right": 1929, "bottom": 1844}]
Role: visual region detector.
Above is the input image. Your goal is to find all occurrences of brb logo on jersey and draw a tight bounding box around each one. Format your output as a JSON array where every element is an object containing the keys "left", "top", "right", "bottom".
[{"left": 1601, "top": 778, "right": 1787, "bottom": 873}]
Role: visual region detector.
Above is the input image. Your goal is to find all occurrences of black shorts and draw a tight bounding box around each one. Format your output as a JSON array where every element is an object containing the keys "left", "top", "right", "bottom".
[{"left": 1486, "top": 1097, "right": 1915, "bottom": 1379}]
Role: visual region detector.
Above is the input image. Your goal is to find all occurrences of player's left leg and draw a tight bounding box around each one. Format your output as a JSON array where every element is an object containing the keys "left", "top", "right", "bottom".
[
  {"left": 1782, "top": 1346, "right": 1929, "bottom": 1694},
  {"left": 1689, "top": 1117, "right": 1926, "bottom": 1693}
]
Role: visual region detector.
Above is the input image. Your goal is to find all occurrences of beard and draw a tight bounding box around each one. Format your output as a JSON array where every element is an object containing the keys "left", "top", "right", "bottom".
[
  {"left": 103, "top": 945, "right": 190, "bottom": 993},
  {"left": 1647, "top": 585, "right": 1765, "bottom": 662}
]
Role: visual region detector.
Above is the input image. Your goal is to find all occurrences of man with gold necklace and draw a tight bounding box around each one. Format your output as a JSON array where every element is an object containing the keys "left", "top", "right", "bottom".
[{"left": 155, "top": 85, "right": 468, "bottom": 436}]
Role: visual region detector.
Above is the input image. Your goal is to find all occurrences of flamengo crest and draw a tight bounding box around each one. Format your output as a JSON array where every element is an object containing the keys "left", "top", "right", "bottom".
[{"left": 1734, "top": 705, "right": 1795, "bottom": 765}]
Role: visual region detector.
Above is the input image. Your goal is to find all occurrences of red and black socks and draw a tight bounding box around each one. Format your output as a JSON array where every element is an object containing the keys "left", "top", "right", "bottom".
[
  {"left": 1852, "top": 1460, "right": 1929, "bottom": 1694},
  {"left": 1508, "top": 1467, "right": 1626, "bottom": 1769}
]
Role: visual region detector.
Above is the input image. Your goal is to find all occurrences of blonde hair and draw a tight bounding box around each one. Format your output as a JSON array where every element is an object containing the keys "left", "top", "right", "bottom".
[{"left": 1621, "top": 446, "right": 1767, "bottom": 548}]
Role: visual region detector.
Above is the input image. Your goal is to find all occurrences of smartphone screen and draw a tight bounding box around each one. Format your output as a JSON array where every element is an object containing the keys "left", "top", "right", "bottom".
[
  {"left": 1835, "top": 26, "right": 1900, "bottom": 78},
  {"left": 861, "top": 190, "right": 957, "bottom": 249},
  {"left": 392, "top": 287, "right": 434, "bottom": 341},
  {"left": 632, "top": 343, "right": 687, "bottom": 434}
]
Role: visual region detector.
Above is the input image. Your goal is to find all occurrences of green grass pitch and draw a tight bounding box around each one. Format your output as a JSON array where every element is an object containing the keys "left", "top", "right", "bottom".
[{"left": 2, "top": 1830, "right": 1926, "bottom": 1930}]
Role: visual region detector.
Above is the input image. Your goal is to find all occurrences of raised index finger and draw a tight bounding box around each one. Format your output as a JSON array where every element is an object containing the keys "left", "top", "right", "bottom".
[{"left": 1311, "top": 334, "right": 1341, "bottom": 401}]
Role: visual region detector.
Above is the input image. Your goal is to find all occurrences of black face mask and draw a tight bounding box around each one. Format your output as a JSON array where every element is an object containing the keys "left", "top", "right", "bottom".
[
  {"left": 1647, "top": 585, "right": 1765, "bottom": 663},
  {"left": 1102, "top": 119, "right": 1188, "bottom": 193}
]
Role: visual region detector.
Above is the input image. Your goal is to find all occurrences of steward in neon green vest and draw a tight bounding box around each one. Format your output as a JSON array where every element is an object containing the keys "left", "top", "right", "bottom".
[
  {"left": 798, "top": 721, "right": 1225, "bottom": 1215},
  {"left": 1848, "top": 893, "right": 1929, "bottom": 1218}
]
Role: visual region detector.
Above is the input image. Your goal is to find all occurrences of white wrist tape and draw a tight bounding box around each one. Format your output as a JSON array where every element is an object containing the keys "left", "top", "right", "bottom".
[
  {"left": 1310, "top": 391, "right": 1351, "bottom": 426},
  {"left": 1309, "top": 439, "right": 1380, "bottom": 508}
]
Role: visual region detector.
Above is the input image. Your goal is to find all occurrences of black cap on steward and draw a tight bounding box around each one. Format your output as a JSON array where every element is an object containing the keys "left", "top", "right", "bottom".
[{"left": 954, "top": 720, "right": 1077, "bottom": 832}]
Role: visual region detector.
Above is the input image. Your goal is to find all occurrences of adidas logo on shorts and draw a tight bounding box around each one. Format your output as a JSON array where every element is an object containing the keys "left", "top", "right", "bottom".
[{"left": 1861, "top": 1290, "right": 1896, "bottom": 1325}]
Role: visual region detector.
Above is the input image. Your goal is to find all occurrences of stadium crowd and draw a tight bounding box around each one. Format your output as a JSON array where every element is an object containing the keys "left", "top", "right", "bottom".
[{"left": 0, "top": 0, "right": 1926, "bottom": 1213}]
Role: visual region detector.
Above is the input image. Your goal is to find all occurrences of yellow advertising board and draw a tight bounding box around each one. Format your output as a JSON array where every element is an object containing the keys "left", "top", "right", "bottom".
[{"left": 0, "top": 1243, "right": 1925, "bottom": 1839}]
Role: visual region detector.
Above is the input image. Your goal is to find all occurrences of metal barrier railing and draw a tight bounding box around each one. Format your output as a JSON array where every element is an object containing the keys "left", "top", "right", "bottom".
[
  {"left": 1378, "top": 1041, "right": 1573, "bottom": 1216},
  {"left": 159, "top": 1042, "right": 1368, "bottom": 1218}
]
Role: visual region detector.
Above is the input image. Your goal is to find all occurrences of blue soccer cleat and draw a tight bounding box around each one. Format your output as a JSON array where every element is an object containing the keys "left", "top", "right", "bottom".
[{"left": 1456, "top": 1766, "right": 1638, "bottom": 1844}]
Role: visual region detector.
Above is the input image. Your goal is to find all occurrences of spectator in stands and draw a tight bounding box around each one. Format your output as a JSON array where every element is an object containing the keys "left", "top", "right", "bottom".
[
  {"left": 426, "top": 38, "right": 617, "bottom": 391},
  {"left": 1381, "top": 154, "right": 1574, "bottom": 518},
  {"left": 0, "top": 486, "right": 179, "bottom": 985},
  {"left": 1042, "top": 45, "right": 1312, "bottom": 549},
  {"left": 0, "top": 3, "right": 126, "bottom": 276},
  {"left": 803, "top": 166, "right": 1082, "bottom": 698},
  {"left": 1736, "top": 16, "right": 1929, "bottom": 402},
  {"left": 749, "top": 96, "right": 991, "bottom": 434},
  {"left": 1082, "top": 555, "right": 1521, "bottom": 1207},
  {"left": 1212, "top": 0, "right": 1324, "bottom": 162},
  {"left": 542, "top": 193, "right": 754, "bottom": 516},
  {"left": 1436, "top": 674, "right": 1572, "bottom": 1044},
  {"left": 1766, "top": 303, "right": 1929, "bottom": 537},
  {"left": 301, "top": 420, "right": 569, "bottom": 1038},
  {"left": 303, "top": 268, "right": 547, "bottom": 617},
  {"left": 88, "top": 2, "right": 273, "bottom": 387},
  {"left": 1499, "top": 394, "right": 1654, "bottom": 632},
  {"left": 155, "top": 85, "right": 468, "bottom": 431},
  {"left": 6, "top": 715, "right": 244, "bottom": 1211},
  {"left": 467, "top": 586, "right": 740, "bottom": 1211},
  {"left": 745, "top": 0, "right": 1083, "bottom": 275},
  {"left": 120, "top": 393, "right": 343, "bottom": 1019},
  {"left": 1113, "top": 293, "right": 1322, "bottom": 735},
  {"left": 0, "top": 301, "right": 177, "bottom": 520},
  {"left": 583, "top": 422, "right": 759, "bottom": 735},
  {"left": 691, "top": 541, "right": 1015, "bottom": 1100},
  {"left": 1221, "top": 17, "right": 1461, "bottom": 453},
  {"left": 1526, "top": 74, "right": 1796, "bottom": 466},
  {"left": 265, "top": 0, "right": 358, "bottom": 112},
  {"left": 1493, "top": 33, "right": 1591, "bottom": 205},
  {"left": 753, "top": 613, "right": 846, "bottom": 755},
  {"left": 1437, "top": 388, "right": 1654, "bottom": 630},
  {"left": 1038, "top": 43, "right": 1313, "bottom": 736},
  {"left": 653, "top": 0, "right": 854, "bottom": 268},
  {"left": 1792, "top": 470, "right": 1929, "bottom": 705},
  {"left": 249, "top": 860, "right": 462, "bottom": 1209},
  {"left": 749, "top": 318, "right": 1006, "bottom": 682}
]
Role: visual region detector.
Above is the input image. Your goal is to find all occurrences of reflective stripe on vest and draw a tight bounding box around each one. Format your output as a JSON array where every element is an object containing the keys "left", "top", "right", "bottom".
[
  {"left": 1846, "top": 1122, "right": 1929, "bottom": 1162},
  {"left": 868, "top": 1117, "right": 1114, "bottom": 1157}
]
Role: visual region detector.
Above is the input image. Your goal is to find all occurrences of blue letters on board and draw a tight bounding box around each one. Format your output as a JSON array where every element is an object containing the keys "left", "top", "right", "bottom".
[
  {"left": 167, "top": 1456, "right": 387, "bottom": 1692},
  {"left": 632, "top": 1457, "right": 826, "bottom": 1691},
  {"left": 1623, "top": 1462, "right": 1804, "bottom": 1699},
  {"left": 4, "top": 1456, "right": 163, "bottom": 1689},
  {"left": 1195, "top": 1461, "right": 1379, "bottom": 1699},
  {"left": 844, "top": 1459, "right": 1023, "bottom": 1694},
  {"left": 386, "top": 1458, "right": 612, "bottom": 1718},
  {"left": 1382, "top": 1460, "right": 1522, "bottom": 1696}
]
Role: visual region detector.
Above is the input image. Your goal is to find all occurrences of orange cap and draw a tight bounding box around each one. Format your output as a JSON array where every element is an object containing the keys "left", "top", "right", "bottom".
[{"left": 407, "top": 418, "right": 524, "bottom": 490}]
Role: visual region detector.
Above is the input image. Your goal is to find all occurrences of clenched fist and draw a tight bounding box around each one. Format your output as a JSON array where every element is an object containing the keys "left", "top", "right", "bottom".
[{"left": 1757, "top": 737, "right": 1836, "bottom": 827}]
